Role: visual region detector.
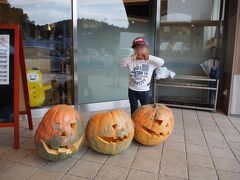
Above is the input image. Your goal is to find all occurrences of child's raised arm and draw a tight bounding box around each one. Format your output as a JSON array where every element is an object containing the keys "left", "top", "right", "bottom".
[
  {"left": 119, "top": 55, "right": 136, "bottom": 67},
  {"left": 149, "top": 56, "right": 164, "bottom": 68}
]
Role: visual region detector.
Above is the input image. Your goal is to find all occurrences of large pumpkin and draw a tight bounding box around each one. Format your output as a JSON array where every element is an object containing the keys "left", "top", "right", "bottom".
[
  {"left": 34, "top": 105, "right": 85, "bottom": 161},
  {"left": 132, "top": 104, "right": 174, "bottom": 145},
  {"left": 86, "top": 110, "right": 134, "bottom": 154}
]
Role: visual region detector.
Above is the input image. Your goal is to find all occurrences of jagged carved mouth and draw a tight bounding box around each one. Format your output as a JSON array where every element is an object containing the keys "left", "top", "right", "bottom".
[
  {"left": 41, "top": 136, "right": 83, "bottom": 155},
  {"left": 142, "top": 126, "right": 169, "bottom": 137},
  {"left": 97, "top": 134, "right": 130, "bottom": 144}
]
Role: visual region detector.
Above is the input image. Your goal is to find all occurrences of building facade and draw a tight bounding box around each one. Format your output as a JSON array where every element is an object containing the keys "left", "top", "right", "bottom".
[{"left": 0, "top": 0, "right": 239, "bottom": 116}]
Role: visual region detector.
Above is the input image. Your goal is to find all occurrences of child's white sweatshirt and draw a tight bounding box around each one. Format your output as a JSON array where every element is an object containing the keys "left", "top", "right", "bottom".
[{"left": 120, "top": 55, "right": 164, "bottom": 91}]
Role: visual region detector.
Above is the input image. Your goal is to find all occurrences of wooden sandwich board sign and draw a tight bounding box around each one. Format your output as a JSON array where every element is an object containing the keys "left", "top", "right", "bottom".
[{"left": 0, "top": 25, "right": 33, "bottom": 149}]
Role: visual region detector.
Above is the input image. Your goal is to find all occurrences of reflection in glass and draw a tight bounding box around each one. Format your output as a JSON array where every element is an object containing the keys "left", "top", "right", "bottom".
[
  {"left": 77, "top": 0, "right": 154, "bottom": 104},
  {"left": 159, "top": 0, "right": 222, "bottom": 75},
  {"left": 157, "top": 0, "right": 223, "bottom": 104},
  {"left": 0, "top": 0, "right": 73, "bottom": 107}
]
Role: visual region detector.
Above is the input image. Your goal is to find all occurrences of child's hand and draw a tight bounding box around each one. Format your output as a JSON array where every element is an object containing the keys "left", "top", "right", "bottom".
[
  {"left": 143, "top": 53, "right": 149, "bottom": 60},
  {"left": 142, "top": 48, "right": 149, "bottom": 60}
]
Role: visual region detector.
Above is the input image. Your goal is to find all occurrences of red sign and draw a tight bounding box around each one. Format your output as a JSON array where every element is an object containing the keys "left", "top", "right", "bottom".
[{"left": 0, "top": 25, "right": 33, "bottom": 149}]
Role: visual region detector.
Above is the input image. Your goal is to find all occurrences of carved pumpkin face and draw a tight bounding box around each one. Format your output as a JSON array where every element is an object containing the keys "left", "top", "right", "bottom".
[
  {"left": 132, "top": 104, "right": 174, "bottom": 145},
  {"left": 86, "top": 110, "right": 134, "bottom": 154},
  {"left": 34, "top": 105, "right": 85, "bottom": 161}
]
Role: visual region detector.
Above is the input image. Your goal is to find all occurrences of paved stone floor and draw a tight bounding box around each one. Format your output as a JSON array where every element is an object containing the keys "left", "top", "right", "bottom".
[{"left": 0, "top": 108, "right": 240, "bottom": 180}]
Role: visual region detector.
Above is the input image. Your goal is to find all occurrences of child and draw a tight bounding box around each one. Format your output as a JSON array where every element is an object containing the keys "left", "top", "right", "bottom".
[{"left": 120, "top": 37, "right": 164, "bottom": 115}]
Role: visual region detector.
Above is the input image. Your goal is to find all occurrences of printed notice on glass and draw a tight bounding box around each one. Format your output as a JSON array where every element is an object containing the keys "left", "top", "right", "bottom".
[{"left": 0, "top": 35, "right": 10, "bottom": 85}]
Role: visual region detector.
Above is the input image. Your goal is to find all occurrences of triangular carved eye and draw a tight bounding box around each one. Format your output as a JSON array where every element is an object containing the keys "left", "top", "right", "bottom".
[
  {"left": 112, "top": 124, "right": 117, "bottom": 129},
  {"left": 71, "top": 123, "right": 77, "bottom": 132},
  {"left": 166, "top": 123, "right": 169, "bottom": 127},
  {"left": 155, "top": 119, "right": 163, "bottom": 126},
  {"left": 61, "top": 131, "right": 67, "bottom": 137}
]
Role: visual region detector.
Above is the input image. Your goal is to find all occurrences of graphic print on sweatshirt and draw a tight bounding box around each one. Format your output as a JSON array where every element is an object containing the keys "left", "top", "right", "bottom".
[{"left": 130, "top": 64, "right": 150, "bottom": 86}]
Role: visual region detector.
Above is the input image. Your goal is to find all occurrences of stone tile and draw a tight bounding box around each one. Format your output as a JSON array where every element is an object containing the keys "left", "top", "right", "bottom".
[
  {"left": 224, "top": 134, "right": 240, "bottom": 143},
  {"left": 1, "top": 111, "right": 240, "bottom": 180},
  {"left": 0, "top": 159, "right": 14, "bottom": 173},
  {"left": 161, "top": 150, "right": 186, "bottom": 165},
  {"left": 228, "top": 141, "right": 240, "bottom": 152},
  {"left": 236, "top": 152, "right": 240, "bottom": 162},
  {"left": 186, "top": 138, "right": 207, "bottom": 146},
  {"left": 160, "top": 150, "right": 187, "bottom": 179},
  {"left": 186, "top": 144, "right": 210, "bottom": 156},
  {"left": 213, "top": 157, "right": 240, "bottom": 172},
  {"left": 81, "top": 148, "right": 108, "bottom": 163},
  {"left": 206, "top": 138, "right": 229, "bottom": 149},
  {"left": 132, "top": 154, "right": 160, "bottom": 173},
  {"left": 171, "top": 128, "right": 184, "bottom": 136},
  {"left": 29, "top": 168, "right": 64, "bottom": 180},
  {"left": 95, "top": 164, "right": 129, "bottom": 180},
  {"left": 167, "top": 134, "right": 185, "bottom": 143},
  {"left": 20, "top": 119, "right": 35, "bottom": 128},
  {"left": 158, "top": 174, "right": 187, "bottom": 180},
  {"left": 209, "top": 147, "right": 235, "bottom": 159},
  {"left": 236, "top": 154, "right": 240, "bottom": 163},
  {"left": 217, "top": 170, "right": 240, "bottom": 180},
  {"left": 68, "top": 159, "right": 102, "bottom": 179},
  {"left": 0, "top": 145, "right": 11, "bottom": 156},
  {"left": 187, "top": 153, "right": 214, "bottom": 168},
  {"left": 61, "top": 174, "right": 89, "bottom": 180},
  {"left": 132, "top": 146, "right": 162, "bottom": 173},
  {"left": 105, "top": 142, "right": 139, "bottom": 168},
  {"left": 184, "top": 129, "right": 203, "bottom": 136},
  {"left": 204, "top": 131, "right": 223, "bottom": 139},
  {"left": 0, "top": 135, "right": 28, "bottom": 146},
  {"left": 219, "top": 128, "right": 239, "bottom": 135},
  {"left": 188, "top": 165, "right": 218, "bottom": 180},
  {"left": 20, "top": 138, "right": 36, "bottom": 150},
  {"left": 216, "top": 122, "right": 234, "bottom": 130},
  {"left": 42, "top": 157, "right": 78, "bottom": 173},
  {"left": 71, "top": 147, "right": 88, "bottom": 159},
  {"left": 127, "top": 169, "right": 158, "bottom": 180},
  {"left": 163, "top": 141, "right": 185, "bottom": 152},
  {"left": 20, "top": 151, "right": 46, "bottom": 167},
  {"left": 0, "top": 127, "right": 25, "bottom": 135},
  {"left": 20, "top": 129, "right": 37, "bottom": 138},
  {"left": 202, "top": 126, "right": 221, "bottom": 133},
  {"left": 160, "top": 161, "right": 188, "bottom": 179},
  {"left": 0, "top": 163, "right": 38, "bottom": 180},
  {"left": 0, "top": 148, "right": 32, "bottom": 162},
  {"left": 0, "top": 128, "right": 12, "bottom": 135}
]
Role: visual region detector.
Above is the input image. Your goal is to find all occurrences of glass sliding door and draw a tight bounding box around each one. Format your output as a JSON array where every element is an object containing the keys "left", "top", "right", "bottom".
[
  {"left": 157, "top": 0, "right": 223, "bottom": 105},
  {"left": 77, "top": 0, "right": 154, "bottom": 104},
  {"left": 0, "top": 0, "right": 74, "bottom": 107},
  {"left": 158, "top": 0, "right": 222, "bottom": 75}
]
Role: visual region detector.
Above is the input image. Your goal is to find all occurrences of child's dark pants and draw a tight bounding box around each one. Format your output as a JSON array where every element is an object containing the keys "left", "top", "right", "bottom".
[{"left": 128, "top": 88, "right": 149, "bottom": 115}]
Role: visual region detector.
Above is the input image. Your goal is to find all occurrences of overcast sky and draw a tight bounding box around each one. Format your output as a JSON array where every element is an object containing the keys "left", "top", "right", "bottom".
[{"left": 8, "top": 0, "right": 129, "bottom": 28}]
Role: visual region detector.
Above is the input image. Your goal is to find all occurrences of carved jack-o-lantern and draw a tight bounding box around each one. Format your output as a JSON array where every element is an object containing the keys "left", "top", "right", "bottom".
[
  {"left": 86, "top": 110, "right": 134, "bottom": 154},
  {"left": 34, "top": 105, "right": 85, "bottom": 161},
  {"left": 132, "top": 104, "right": 174, "bottom": 145}
]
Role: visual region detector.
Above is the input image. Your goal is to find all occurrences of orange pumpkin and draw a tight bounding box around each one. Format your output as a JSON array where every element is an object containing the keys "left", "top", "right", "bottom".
[
  {"left": 34, "top": 105, "right": 85, "bottom": 161},
  {"left": 132, "top": 104, "right": 174, "bottom": 145},
  {"left": 86, "top": 110, "right": 134, "bottom": 154}
]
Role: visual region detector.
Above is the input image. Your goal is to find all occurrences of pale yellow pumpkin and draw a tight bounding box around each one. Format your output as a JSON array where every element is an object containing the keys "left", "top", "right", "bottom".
[{"left": 86, "top": 109, "right": 134, "bottom": 154}]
